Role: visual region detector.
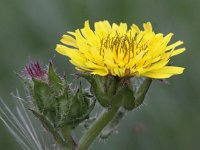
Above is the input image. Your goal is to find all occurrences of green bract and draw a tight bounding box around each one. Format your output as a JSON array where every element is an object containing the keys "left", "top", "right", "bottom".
[{"left": 21, "top": 62, "right": 95, "bottom": 149}]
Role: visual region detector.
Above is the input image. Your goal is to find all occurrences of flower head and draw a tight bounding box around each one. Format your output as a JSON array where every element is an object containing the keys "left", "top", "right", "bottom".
[
  {"left": 23, "top": 61, "right": 47, "bottom": 80},
  {"left": 56, "top": 20, "right": 185, "bottom": 78}
]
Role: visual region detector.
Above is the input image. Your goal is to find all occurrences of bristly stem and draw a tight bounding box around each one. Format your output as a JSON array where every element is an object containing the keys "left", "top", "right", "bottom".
[
  {"left": 61, "top": 126, "right": 77, "bottom": 150},
  {"left": 30, "top": 110, "right": 69, "bottom": 149},
  {"left": 76, "top": 106, "right": 120, "bottom": 150},
  {"left": 100, "top": 108, "right": 126, "bottom": 139}
]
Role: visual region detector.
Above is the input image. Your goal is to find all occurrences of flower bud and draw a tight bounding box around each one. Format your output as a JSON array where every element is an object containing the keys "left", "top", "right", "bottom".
[
  {"left": 21, "top": 61, "right": 95, "bottom": 129},
  {"left": 57, "top": 86, "right": 95, "bottom": 128},
  {"left": 24, "top": 61, "right": 48, "bottom": 81}
]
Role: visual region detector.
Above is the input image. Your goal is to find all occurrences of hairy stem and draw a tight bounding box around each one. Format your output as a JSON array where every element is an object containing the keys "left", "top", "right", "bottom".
[
  {"left": 30, "top": 110, "right": 68, "bottom": 149},
  {"left": 100, "top": 108, "right": 126, "bottom": 139},
  {"left": 76, "top": 106, "right": 119, "bottom": 150},
  {"left": 61, "top": 126, "right": 77, "bottom": 150}
]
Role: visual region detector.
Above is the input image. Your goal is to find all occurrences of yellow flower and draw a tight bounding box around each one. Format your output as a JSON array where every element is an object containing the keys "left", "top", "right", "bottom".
[{"left": 56, "top": 20, "right": 185, "bottom": 78}]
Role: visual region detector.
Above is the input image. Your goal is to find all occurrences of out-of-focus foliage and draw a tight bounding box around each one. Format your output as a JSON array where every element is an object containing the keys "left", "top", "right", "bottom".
[{"left": 0, "top": 0, "right": 199, "bottom": 149}]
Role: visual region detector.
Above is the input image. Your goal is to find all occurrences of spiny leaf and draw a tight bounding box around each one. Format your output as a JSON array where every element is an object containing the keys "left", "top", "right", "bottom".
[
  {"left": 33, "top": 79, "right": 55, "bottom": 114},
  {"left": 48, "top": 62, "right": 64, "bottom": 96}
]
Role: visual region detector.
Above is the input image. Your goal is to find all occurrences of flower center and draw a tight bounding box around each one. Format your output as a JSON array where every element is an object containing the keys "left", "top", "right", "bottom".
[{"left": 100, "top": 32, "right": 136, "bottom": 55}]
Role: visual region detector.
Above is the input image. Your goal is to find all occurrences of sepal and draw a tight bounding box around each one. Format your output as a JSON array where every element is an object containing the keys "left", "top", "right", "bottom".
[
  {"left": 134, "top": 78, "right": 152, "bottom": 107},
  {"left": 79, "top": 73, "right": 119, "bottom": 108}
]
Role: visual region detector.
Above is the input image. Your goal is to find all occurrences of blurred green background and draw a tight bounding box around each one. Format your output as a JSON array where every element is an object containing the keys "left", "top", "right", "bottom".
[{"left": 0, "top": 0, "right": 199, "bottom": 149}]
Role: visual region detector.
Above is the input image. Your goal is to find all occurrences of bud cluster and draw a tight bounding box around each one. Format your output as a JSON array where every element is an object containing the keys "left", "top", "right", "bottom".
[{"left": 21, "top": 61, "right": 95, "bottom": 148}]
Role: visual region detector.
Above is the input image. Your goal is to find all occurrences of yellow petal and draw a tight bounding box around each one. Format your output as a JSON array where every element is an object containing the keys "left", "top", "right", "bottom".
[
  {"left": 153, "top": 66, "right": 184, "bottom": 74},
  {"left": 91, "top": 69, "right": 108, "bottom": 76},
  {"left": 56, "top": 44, "right": 70, "bottom": 56},
  {"left": 142, "top": 72, "right": 174, "bottom": 78},
  {"left": 118, "top": 23, "right": 127, "bottom": 34},
  {"left": 143, "top": 66, "right": 185, "bottom": 79},
  {"left": 104, "top": 49, "right": 117, "bottom": 68},
  {"left": 143, "top": 22, "right": 152, "bottom": 32},
  {"left": 102, "top": 20, "right": 112, "bottom": 31},
  {"left": 75, "top": 29, "right": 86, "bottom": 43},
  {"left": 112, "top": 23, "right": 119, "bottom": 30},
  {"left": 67, "top": 31, "right": 76, "bottom": 36},
  {"left": 84, "top": 20, "right": 97, "bottom": 44},
  {"left": 85, "top": 61, "right": 108, "bottom": 75},
  {"left": 56, "top": 44, "right": 86, "bottom": 64},
  {"left": 163, "top": 33, "right": 173, "bottom": 45},
  {"left": 131, "top": 24, "right": 140, "bottom": 33},
  {"left": 61, "top": 34, "right": 77, "bottom": 48},
  {"left": 85, "top": 61, "right": 104, "bottom": 69},
  {"left": 95, "top": 20, "right": 111, "bottom": 33},
  {"left": 171, "top": 48, "right": 186, "bottom": 57},
  {"left": 166, "top": 41, "right": 183, "bottom": 50}
]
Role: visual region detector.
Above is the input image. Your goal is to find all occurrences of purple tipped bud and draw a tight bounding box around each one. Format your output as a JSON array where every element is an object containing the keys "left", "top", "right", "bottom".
[{"left": 23, "top": 61, "right": 47, "bottom": 80}]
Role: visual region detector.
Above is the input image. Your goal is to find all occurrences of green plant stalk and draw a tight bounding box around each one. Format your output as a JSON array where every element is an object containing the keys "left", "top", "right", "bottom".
[
  {"left": 100, "top": 108, "right": 126, "bottom": 139},
  {"left": 76, "top": 106, "right": 120, "bottom": 150},
  {"left": 30, "top": 110, "right": 68, "bottom": 149},
  {"left": 61, "top": 126, "right": 77, "bottom": 150}
]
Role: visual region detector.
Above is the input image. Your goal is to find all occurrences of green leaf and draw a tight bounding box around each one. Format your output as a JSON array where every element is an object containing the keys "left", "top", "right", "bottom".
[
  {"left": 33, "top": 79, "right": 54, "bottom": 114},
  {"left": 48, "top": 62, "right": 65, "bottom": 96}
]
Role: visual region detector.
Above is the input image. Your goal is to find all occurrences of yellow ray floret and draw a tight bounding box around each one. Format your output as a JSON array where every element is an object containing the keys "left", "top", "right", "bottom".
[{"left": 56, "top": 20, "right": 185, "bottom": 78}]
